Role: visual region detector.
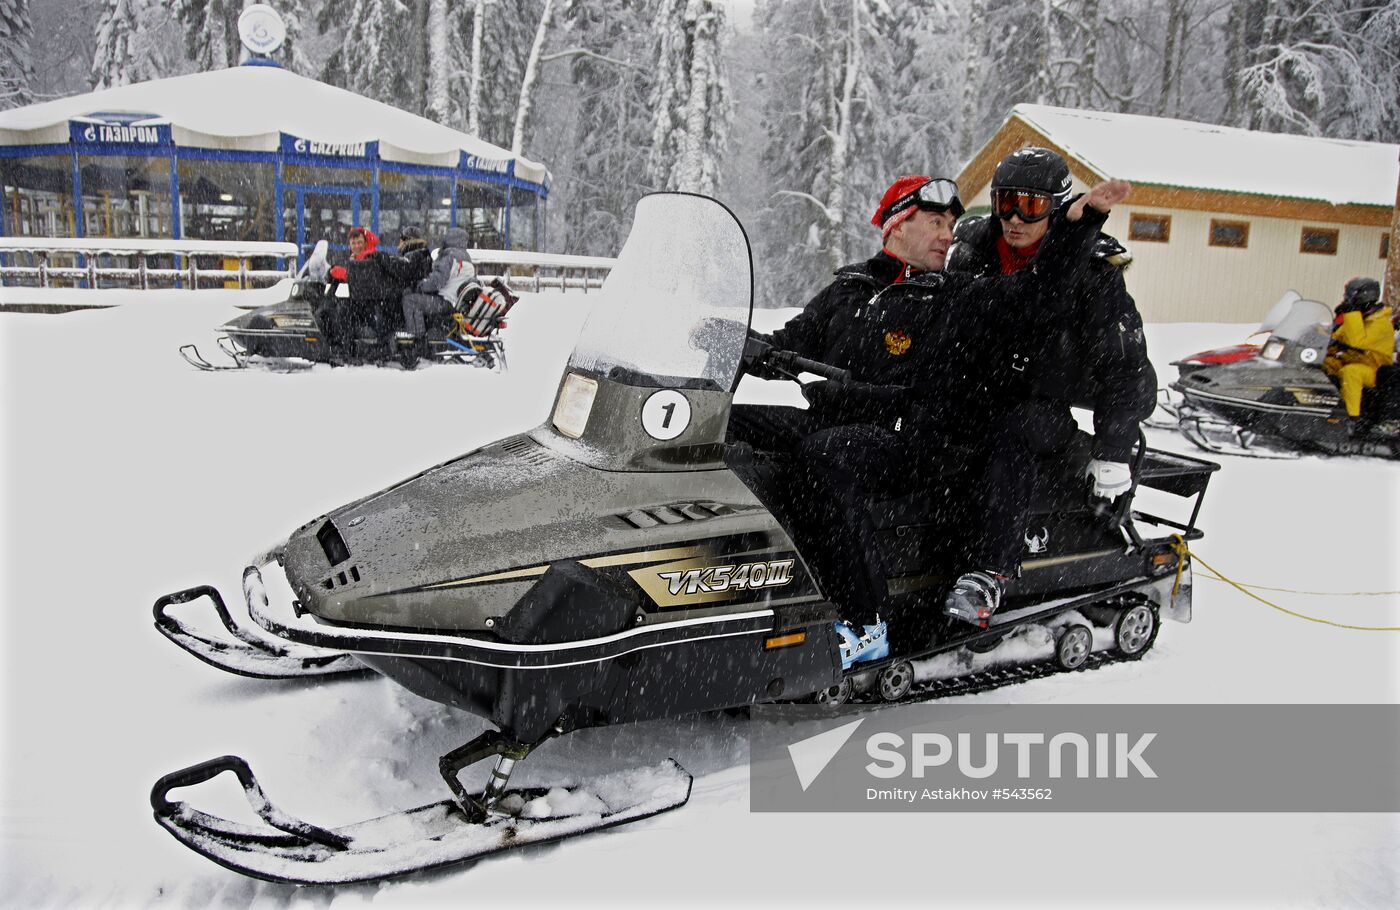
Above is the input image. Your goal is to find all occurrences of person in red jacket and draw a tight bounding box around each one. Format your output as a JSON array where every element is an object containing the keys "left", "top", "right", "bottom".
[{"left": 329, "top": 226, "right": 378, "bottom": 282}]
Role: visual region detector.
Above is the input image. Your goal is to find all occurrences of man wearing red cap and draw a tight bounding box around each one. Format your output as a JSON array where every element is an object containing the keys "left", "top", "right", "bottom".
[{"left": 734, "top": 174, "right": 1131, "bottom": 657}]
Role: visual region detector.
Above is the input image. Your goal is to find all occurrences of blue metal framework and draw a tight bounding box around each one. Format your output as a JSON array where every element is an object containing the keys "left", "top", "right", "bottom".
[{"left": 0, "top": 127, "right": 549, "bottom": 264}]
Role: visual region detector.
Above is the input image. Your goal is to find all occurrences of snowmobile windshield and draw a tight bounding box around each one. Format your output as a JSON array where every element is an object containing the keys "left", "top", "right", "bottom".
[
  {"left": 567, "top": 193, "right": 753, "bottom": 392},
  {"left": 1268, "top": 298, "right": 1332, "bottom": 344}
]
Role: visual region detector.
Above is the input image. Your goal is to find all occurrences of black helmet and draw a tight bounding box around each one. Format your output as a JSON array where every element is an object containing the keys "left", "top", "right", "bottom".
[
  {"left": 399, "top": 224, "right": 425, "bottom": 243},
  {"left": 992, "top": 147, "right": 1073, "bottom": 204},
  {"left": 1342, "top": 277, "right": 1381, "bottom": 311}
]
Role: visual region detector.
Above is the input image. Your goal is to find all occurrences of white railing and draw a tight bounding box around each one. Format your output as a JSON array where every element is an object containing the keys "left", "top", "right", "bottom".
[
  {"left": 0, "top": 238, "right": 299, "bottom": 290},
  {"left": 0, "top": 238, "right": 618, "bottom": 294},
  {"left": 465, "top": 249, "right": 616, "bottom": 292}
]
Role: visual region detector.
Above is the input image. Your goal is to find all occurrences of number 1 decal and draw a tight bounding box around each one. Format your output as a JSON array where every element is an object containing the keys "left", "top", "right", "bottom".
[{"left": 641, "top": 390, "right": 691, "bottom": 440}]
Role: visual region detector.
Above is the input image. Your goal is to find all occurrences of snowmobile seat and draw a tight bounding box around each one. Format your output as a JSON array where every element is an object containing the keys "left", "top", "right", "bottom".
[{"left": 869, "top": 431, "right": 1115, "bottom": 582}]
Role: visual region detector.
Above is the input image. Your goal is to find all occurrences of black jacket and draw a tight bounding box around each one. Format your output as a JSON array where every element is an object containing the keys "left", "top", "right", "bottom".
[
  {"left": 946, "top": 214, "right": 1155, "bottom": 461},
  {"left": 762, "top": 203, "right": 1111, "bottom": 436}
]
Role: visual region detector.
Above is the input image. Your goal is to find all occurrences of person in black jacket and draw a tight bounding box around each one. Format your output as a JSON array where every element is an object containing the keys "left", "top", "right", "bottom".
[
  {"left": 735, "top": 175, "right": 1131, "bottom": 651},
  {"left": 934, "top": 148, "right": 1155, "bottom": 627},
  {"left": 947, "top": 148, "right": 1154, "bottom": 494}
]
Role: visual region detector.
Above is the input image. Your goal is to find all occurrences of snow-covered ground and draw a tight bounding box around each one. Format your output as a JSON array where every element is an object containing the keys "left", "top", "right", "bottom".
[{"left": 1, "top": 289, "right": 1397, "bottom": 908}]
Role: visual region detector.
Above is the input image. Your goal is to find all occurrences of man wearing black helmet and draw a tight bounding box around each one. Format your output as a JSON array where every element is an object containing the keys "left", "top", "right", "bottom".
[
  {"left": 942, "top": 147, "right": 1155, "bottom": 627},
  {"left": 1325, "top": 277, "right": 1393, "bottom": 417}
]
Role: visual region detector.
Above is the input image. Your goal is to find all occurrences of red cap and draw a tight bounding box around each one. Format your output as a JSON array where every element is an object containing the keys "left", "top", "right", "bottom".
[{"left": 872, "top": 175, "right": 932, "bottom": 238}]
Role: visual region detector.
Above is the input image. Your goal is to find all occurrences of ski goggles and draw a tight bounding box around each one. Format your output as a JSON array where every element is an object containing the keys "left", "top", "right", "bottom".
[
  {"left": 992, "top": 188, "right": 1056, "bottom": 223},
  {"left": 884, "top": 178, "right": 964, "bottom": 221}
]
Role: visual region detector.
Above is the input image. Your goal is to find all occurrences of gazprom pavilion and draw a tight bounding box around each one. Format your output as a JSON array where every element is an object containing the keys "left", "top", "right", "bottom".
[{"left": 0, "top": 62, "right": 551, "bottom": 263}]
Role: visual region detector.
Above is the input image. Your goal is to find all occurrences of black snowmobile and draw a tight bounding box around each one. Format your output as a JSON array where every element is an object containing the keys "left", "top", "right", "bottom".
[
  {"left": 1160, "top": 291, "right": 1400, "bottom": 458},
  {"left": 179, "top": 240, "right": 517, "bottom": 372},
  {"left": 151, "top": 193, "right": 1218, "bottom": 884}
]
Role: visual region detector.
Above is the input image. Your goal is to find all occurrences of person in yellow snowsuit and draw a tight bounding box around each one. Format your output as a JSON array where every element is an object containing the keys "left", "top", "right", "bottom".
[{"left": 1323, "top": 277, "right": 1394, "bottom": 417}]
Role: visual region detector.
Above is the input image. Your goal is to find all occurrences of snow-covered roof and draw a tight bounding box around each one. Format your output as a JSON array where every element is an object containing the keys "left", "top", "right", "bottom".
[
  {"left": 996, "top": 104, "right": 1398, "bottom": 208},
  {"left": 0, "top": 64, "right": 548, "bottom": 186}
]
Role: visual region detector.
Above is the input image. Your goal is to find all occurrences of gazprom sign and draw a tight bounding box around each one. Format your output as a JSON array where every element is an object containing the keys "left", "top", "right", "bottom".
[
  {"left": 281, "top": 133, "right": 375, "bottom": 159},
  {"left": 463, "top": 154, "right": 511, "bottom": 176},
  {"left": 70, "top": 121, "right": 171, "bottom": 146}
]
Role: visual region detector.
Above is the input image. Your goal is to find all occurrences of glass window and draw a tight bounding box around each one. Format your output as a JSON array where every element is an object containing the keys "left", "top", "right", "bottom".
[
  {"left": 1209, "top": 219, "right": 1249, "bottom": 249},
  {"left": 509, "top": 187, "right": 539, "bottom": 250},
  {"left": 77, "top": 154, "right": 173, "bottom": 238},
  {"left": 178, "top": 158, "right": 275, "bottom": 242},
  {"left": 281, "top": 163, "right": 372, "bottom": 188},
  {"left": 283, "top": 187, "right": 368, "bottom": 263},
  {"left": 1299, "top": 227, "right": 1338, "bottom": 255},
  {"left": 2, "top": 155, "right": 77, "bottom": 238},
  {"left": 378, "top": 169, "right": 454, "bottom": 248},
  {"left": 1128, "top": 213, "right": 1170, "bottom": 243},
  {"left": 455, "top": 179, "right": 508, "bottom": 249}
]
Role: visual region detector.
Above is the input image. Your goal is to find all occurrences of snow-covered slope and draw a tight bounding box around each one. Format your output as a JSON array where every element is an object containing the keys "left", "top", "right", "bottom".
[{"left": 1, "top": 295, "right": 1396, "bottom": 908}]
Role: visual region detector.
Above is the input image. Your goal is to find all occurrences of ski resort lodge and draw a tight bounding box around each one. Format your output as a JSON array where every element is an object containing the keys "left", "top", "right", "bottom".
[
  {"left": 958, "top": 105, "right": 1400, "bottom": 323},
  {"left": 0, "top": 62, "right": 551, "bottom": 267}
]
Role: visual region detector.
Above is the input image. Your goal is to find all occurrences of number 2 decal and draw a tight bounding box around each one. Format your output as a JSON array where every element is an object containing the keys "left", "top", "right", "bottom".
[{"left": 641, "top": 390, "right": 691, "bottom": 440}]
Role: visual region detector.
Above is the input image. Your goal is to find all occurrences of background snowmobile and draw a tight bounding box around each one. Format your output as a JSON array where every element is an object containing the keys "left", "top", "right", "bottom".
[
  {"left": 151, "top": 193, "right": 1217, "bottom": 884},
  {"left": 179, "top": 239, "right": 518, "bottom": 372},
  {"left": 1159, "top": 291, "right": 1400, "bottom": 458}
]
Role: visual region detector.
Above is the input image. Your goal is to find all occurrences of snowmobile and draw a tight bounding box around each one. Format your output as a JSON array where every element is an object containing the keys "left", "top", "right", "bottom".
[
  {"left": 179, "top": 240, "right": 517, "bottom": 372},
  {"left": 150, "top": 193, "right": 1219, "bottom": 884},
  {"left": 1159, "top": 291, "right": 1400, "bottom": 458}
]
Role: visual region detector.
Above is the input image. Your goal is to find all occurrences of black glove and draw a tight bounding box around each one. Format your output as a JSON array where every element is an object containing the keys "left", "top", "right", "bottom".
[
  {"left": 742, "top": 334, "right": 799, "bottom": 380},
  {"left": 1335, "top": 300, "right": 1364, "bottom": 316}
]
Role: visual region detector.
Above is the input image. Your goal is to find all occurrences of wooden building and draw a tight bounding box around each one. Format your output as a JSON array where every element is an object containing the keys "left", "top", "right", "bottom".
[{"left": 958, "top": 105, "right": 1398, "bottom": 323}]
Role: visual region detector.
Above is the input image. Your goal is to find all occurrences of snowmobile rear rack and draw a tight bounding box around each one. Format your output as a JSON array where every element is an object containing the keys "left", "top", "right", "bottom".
[
  {"left": 153, "top": 584, "right": 369, "bottom": 679},
  {"left": 150, "top": 743, "right": 693, "bottom": 885}
]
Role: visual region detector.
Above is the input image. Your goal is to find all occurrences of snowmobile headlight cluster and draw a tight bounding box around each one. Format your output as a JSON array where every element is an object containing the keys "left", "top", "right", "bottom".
[
  {"left": 271, "top": 314, "right": 317, "bottom": 329},
  {"left": 1260, "top": 340, "right": 1285, "bottom": 361},
  {"left": 552, "top": 373, "right": 599, "bottom": 439}
]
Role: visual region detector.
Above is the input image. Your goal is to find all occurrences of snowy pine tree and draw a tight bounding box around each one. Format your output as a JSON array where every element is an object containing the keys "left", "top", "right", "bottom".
[
  {"left": 645, "top": 0, "right": 729, "bottom": 194},
  {"left": 174, "top": 0, "right": 245, "bottom": 71},
  {"left": 91, "top": 0, "right": 168, "bottom": 88},
  {"left": 323, "top": 0, "right": 418, "bottom": 109},
  {"left": 753, "top": 0, "right": 957, "bottom": 299},
  {"left": 1233, "top": 0, "right": 1400, "bottom": 140},
  {"left": 546, "top": 0, "right": 655, "bottom": 255},
  {"left": 0, "top": 0, "right": 34, "bottom": 108}
]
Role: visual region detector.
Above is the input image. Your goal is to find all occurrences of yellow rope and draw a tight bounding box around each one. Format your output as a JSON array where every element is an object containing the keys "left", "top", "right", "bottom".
[
  {"left": 1194, "top": 572, "right": 1400, "bottom": 597},
  {"left": 1171, "top": 536, "right": 1400, "bottom": 632}
]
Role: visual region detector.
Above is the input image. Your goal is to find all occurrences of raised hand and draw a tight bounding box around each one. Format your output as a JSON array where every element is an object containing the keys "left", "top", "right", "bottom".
[{"left": 1068, "top": 179, "right": 1132, "bottom": 221}]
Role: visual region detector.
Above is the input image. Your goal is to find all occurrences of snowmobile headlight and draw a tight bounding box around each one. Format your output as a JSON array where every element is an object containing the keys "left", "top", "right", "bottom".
[
  {"left": 552, "top": 373, "right": 598, "bottom": 439},
  {"left": 1260, "top": 340, "right": 1284, "bottom": 361}
]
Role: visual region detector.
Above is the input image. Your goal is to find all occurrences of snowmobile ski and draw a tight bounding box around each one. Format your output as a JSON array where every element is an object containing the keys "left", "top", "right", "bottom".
[
  {"left": 1177, "top": 410, "right": 1300, "bottom": 459},
  {"left": 179, "top": 341, "right": 246, "bottom": 371},
  {"left": 154, "top": 584, "right": 368, "bottom": 679},
  {"left": 150, "top": 753, "right": 692, "bottom": 885}
]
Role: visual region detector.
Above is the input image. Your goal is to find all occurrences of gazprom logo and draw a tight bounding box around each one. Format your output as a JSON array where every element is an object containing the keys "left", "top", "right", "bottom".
[
  {"left": 290, "top": 137, "right": 367, "bottom": 157},
  {"left": 78, "top": 123, "right": 162, "bottom": 144}
]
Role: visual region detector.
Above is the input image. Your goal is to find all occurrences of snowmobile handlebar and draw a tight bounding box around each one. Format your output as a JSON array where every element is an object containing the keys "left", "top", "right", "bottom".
[
  {"left": 742, "top": 335, "right": 850, "bottom": 384},
  {"left": 783, "top": 353, "right": 851, "bottom": 383}
]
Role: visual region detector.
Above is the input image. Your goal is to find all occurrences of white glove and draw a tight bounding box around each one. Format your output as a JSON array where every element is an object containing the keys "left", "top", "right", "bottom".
[{"left": 1086, "top": 459, "right": 1132, "bottom": 501}]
